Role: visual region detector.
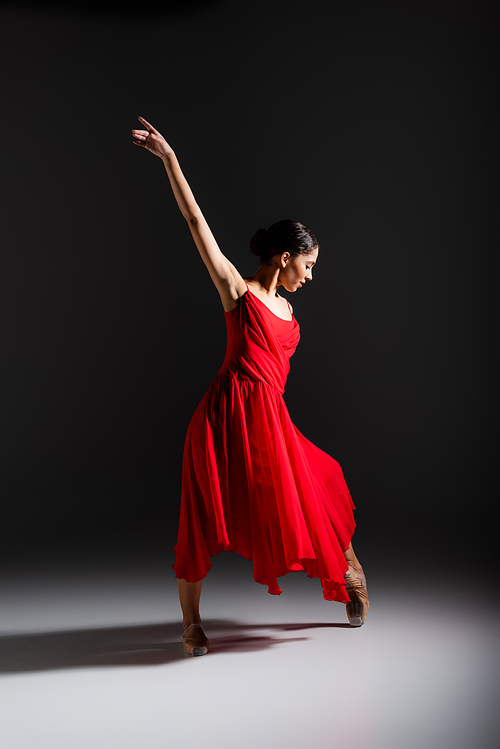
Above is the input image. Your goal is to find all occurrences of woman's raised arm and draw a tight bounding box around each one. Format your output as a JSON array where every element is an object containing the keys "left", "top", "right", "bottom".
[{"left": 132, "top": 117, "right": 247, "bottom": 310}]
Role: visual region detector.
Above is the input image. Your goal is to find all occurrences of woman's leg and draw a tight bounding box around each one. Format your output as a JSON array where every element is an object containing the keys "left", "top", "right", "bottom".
[
  {"left": 343, "top": 542, "right": 369, "bottom": 626},
  {"left": 177, "top": 578, "right": 209, "bottom": 655},
  {"left": 344, "top": 541, "right": 363, "bottom": 572},
  {"left": 177, "top": 578, "right": 204, "bottom": 630}
]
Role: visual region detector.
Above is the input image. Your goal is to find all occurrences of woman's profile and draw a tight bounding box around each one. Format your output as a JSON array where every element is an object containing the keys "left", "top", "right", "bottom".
[{"left": 132, "top": 116, "right": 369, "bottom": 656}]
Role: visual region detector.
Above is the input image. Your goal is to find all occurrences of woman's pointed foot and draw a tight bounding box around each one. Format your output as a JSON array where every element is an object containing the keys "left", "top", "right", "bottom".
[
  {"left": 344, "top": 566, "right": 370, "bottom": 627},
  {"left": 183, "top": 623, "right": 209, "bottom": 656}
]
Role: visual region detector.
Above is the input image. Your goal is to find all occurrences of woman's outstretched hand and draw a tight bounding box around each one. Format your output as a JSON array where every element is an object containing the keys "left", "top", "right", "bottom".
[{"left": 132, "top": 116, "right": 173, "bottom": 159}]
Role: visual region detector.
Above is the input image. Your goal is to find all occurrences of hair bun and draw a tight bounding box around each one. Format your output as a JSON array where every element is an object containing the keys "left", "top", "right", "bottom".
[
  {"left": 250, "top": 228, "right": 268, "bottom": 257},
  {"left": 249, "top": 220, "right": 318, "bottom": 265}
]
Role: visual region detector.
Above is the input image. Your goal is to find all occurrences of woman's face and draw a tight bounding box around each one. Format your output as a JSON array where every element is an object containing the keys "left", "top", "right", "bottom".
[{"left": 279, "top": 248, "right": 319, "bottom": 292}]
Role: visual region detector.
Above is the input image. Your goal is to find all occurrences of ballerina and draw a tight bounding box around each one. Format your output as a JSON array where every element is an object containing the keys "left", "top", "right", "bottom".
[{"left": 132, "top": 116, "right": 369, "bottom": 656}]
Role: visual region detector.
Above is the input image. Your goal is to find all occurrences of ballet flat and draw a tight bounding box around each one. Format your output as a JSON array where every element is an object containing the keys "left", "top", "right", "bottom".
[
  {"left": 344, "top": 566, "right": 370, "bottom": 627},
  {"left": 183, "top": 623, "right": 209, "bottom": 656}
]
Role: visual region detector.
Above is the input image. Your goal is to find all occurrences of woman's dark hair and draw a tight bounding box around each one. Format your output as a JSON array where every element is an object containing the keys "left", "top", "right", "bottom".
[{"left": 250, "top": 220, "right": 318, "bottom": 264}]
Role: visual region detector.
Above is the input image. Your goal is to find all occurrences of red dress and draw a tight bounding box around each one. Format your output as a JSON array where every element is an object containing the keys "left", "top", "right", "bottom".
[{"left": 172, "top": 287, "right": 356, "bottom": 603}]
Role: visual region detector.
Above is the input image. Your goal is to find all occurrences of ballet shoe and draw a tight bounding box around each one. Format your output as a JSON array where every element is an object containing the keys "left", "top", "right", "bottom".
[
  {"left": 344, "top": 566, "right": 370, "bottom": 627},
  {"left": 182, "top": 623, "right": 209, "bottom": 656}
]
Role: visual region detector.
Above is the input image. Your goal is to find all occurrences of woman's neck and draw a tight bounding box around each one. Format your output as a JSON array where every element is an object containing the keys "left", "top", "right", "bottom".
[{"left": 248, "top": 265, "right": 281, "bottom": 297}]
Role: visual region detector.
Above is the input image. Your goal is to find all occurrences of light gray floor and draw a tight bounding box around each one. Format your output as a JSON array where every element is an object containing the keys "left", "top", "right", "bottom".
[{"left": 1, "top": 553, "right": 498, "bottom": 749}]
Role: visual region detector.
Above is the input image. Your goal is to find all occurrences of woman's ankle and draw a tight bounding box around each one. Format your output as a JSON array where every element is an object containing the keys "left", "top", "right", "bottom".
[
  {"left": 345, "top": 561, "right": 364, "bottom": 577},
  {"left": 183, "top": 617, "right": 202, "bottom": 631}
]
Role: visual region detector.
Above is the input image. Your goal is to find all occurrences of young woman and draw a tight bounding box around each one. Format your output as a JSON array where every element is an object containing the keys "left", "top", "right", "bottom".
[{"left": 132, "top": 116, "right": 369, "bottom": 656}]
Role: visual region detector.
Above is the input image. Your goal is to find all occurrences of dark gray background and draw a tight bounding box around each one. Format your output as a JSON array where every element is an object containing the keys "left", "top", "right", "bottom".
[{"left": 0, "top": 0, "right": 496, "bottom": 580}]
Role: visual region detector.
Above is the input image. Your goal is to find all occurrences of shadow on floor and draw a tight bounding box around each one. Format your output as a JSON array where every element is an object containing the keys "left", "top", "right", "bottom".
[{"left": 0, "top": 619, "right": 351, "bottom": 674}]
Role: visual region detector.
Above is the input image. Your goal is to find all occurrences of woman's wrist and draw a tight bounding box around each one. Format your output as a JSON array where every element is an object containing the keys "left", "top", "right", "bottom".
[{"left": 161, "top": 149, "right": 176, "bottom": 165}]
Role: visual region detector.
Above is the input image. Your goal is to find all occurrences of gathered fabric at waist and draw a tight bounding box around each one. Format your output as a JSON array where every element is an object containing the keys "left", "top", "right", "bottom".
[{"left": 214, "top": 370, "right": 285, "bottom": 396}]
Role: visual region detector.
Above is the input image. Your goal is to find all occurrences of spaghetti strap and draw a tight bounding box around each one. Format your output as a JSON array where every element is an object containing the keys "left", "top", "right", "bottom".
[{"left": 285, "top": 298, "right": 292, "bottom": 314}]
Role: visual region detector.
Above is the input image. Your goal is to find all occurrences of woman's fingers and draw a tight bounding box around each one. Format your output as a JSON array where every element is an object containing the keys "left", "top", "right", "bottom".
[
  {"left": 137, "top": 116, "right": 159, "bottom": 134},
  {"left": 132, "top": 118, "right": 169, "bottom": 157}
]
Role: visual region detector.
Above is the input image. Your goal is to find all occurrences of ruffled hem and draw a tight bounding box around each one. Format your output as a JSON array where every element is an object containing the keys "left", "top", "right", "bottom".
[{"left": 172, "top": 538, "right": 353, "bottom": 605}]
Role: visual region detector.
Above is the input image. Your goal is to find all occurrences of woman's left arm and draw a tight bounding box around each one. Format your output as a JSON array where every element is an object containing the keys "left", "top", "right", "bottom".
[{"left": 132, "top": 117, "right": 246, "bottom": 310}]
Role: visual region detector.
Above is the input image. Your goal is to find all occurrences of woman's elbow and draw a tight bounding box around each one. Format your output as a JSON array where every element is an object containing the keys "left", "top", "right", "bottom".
[{"left": 185, "top": 208, "right": 203, "bottom": 224}]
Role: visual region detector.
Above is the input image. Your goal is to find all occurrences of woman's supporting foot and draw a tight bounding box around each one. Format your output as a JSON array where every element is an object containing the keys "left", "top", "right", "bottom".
[
  {"left": 177, "top": 578, "right": 207, "bottom": 654},
  {"left": 344, "top": 565, "right": 370, "bottom": 627},
  {"left": 182, "top": 622, "right": 209, "bottom": 656}
]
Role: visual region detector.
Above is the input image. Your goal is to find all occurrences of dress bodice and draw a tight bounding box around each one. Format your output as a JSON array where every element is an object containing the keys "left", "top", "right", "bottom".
[{"left": 217, "top": 289, "right": 300, "bottom": 394}]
